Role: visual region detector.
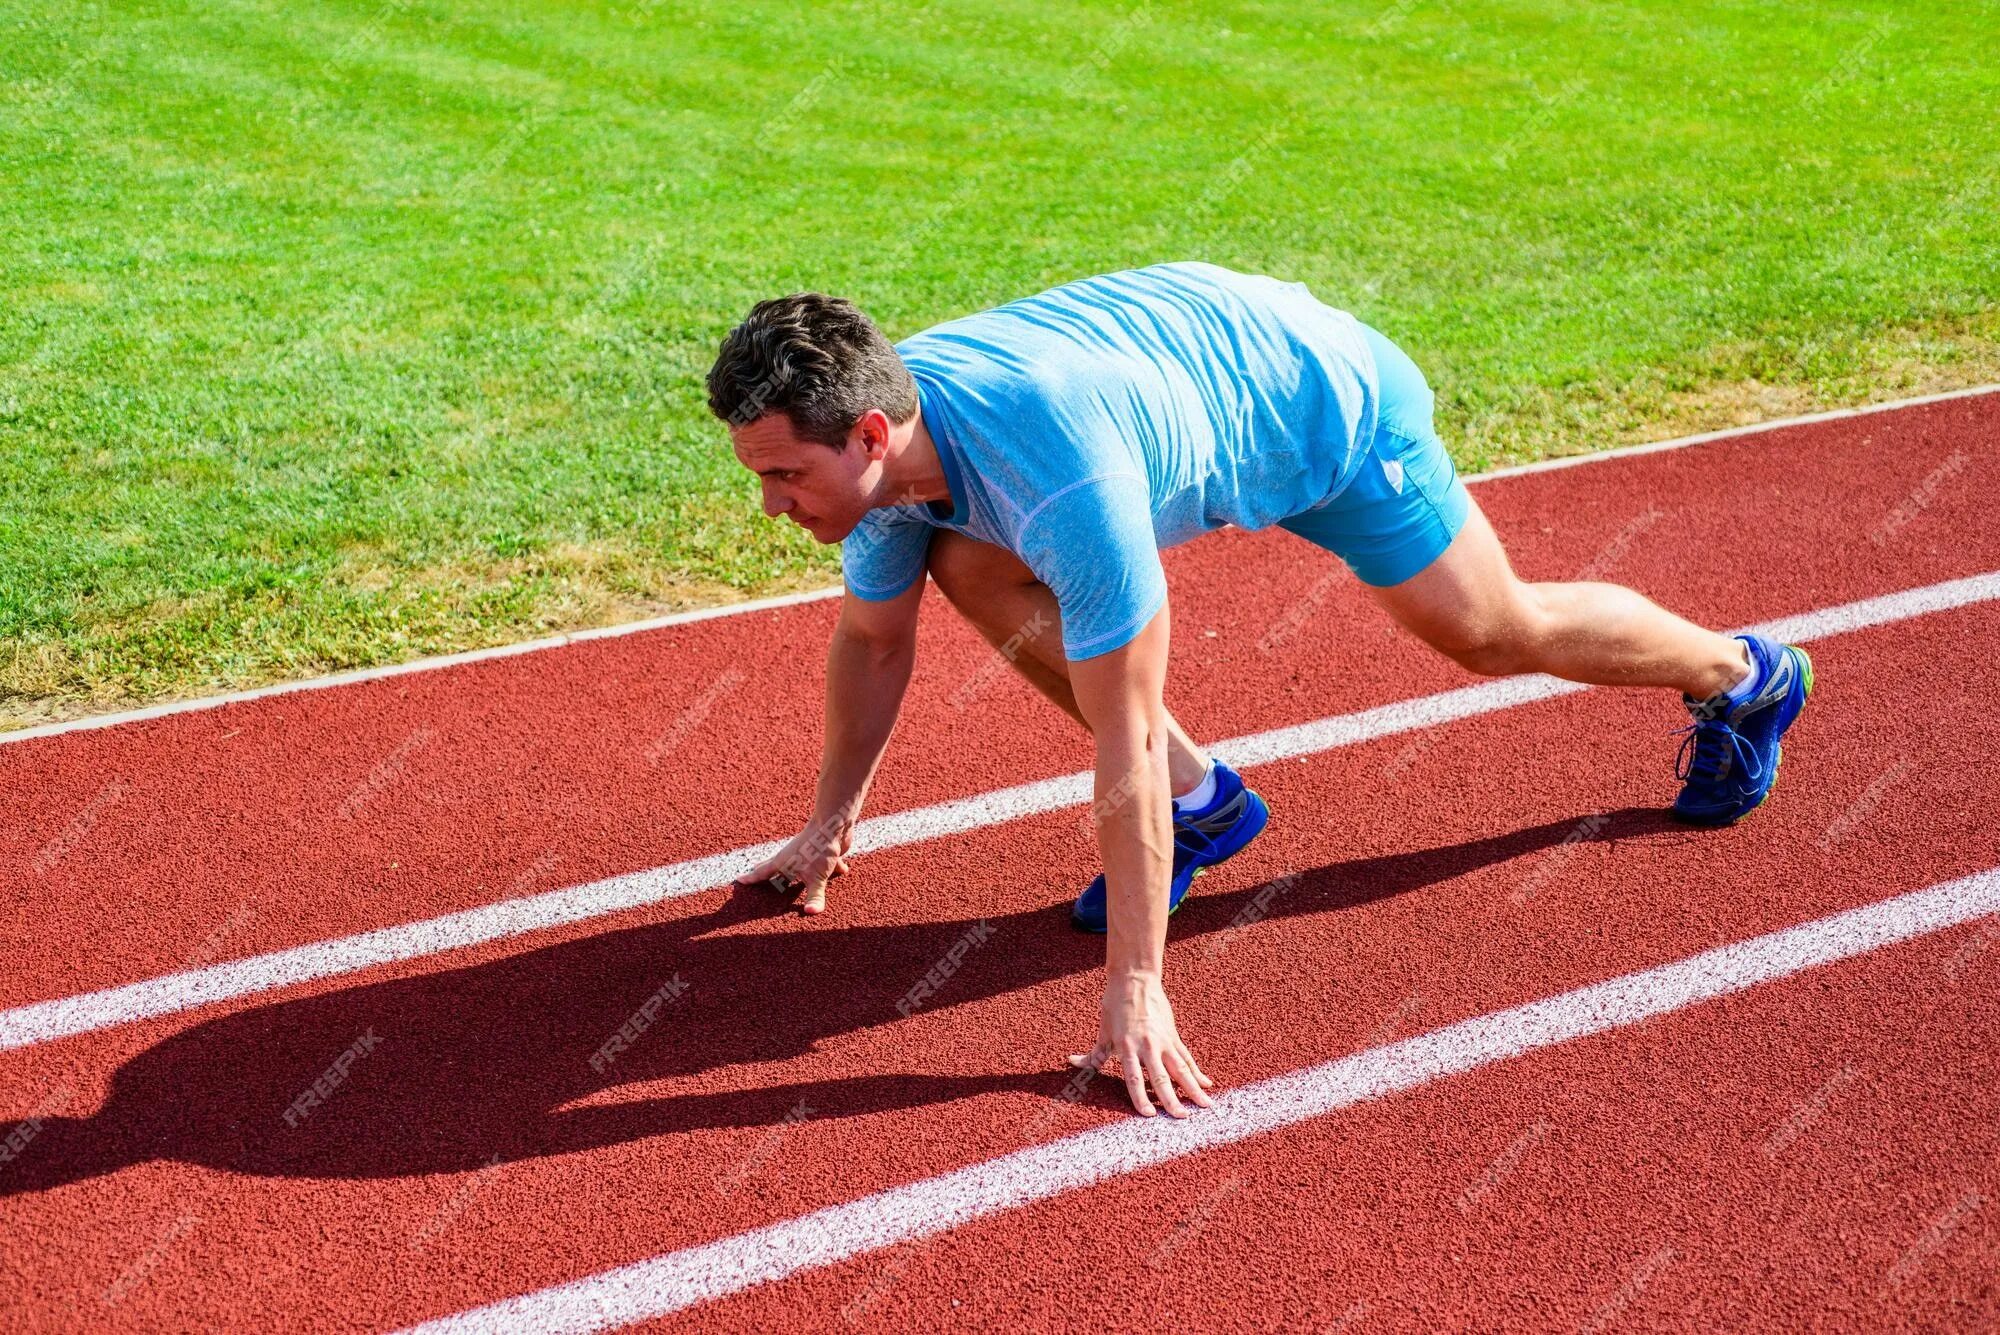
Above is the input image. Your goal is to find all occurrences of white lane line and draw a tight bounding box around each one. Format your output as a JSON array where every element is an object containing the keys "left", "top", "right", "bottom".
[
  {"left": 399, "top": 866, "right": 2000, "bottom": 1333},
  {"left": 0, "top": 585, "right": 846, "bottom": 747},
  {"left": 7, "top": 383, "right": 1991, "bottom": 748},
  {"left": 1469, "top": 381, "right": 1998, "bottom": 482},
  {"left": 3, "top": 570, "right": 1996, "bottom": 1055}
]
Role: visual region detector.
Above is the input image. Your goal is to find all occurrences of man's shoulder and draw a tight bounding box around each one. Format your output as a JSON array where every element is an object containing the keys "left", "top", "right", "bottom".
[
  {"left": 852, "top": 501, "right": 939, "bottom": 533},
  {"left": 841, "top": 502, "right": 941, "bottom": 596}
]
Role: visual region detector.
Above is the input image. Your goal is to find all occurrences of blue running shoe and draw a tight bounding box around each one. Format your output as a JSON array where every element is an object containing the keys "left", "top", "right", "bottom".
[
  {"left": 1671, "top": 633, "right": 1815, "bottom": 827},
  {"left": 1071, "top": 760, "right": 1270, "bottom": 933}
]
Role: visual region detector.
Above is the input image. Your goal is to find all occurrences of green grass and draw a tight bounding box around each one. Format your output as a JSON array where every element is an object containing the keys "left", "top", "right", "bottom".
[{"left": 2, "top": 0, "right": 1995, "bottom": 724}]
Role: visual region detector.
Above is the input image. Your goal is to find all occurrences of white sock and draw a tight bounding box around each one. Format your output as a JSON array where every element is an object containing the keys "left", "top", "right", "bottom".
[
  {"left": 1722, "top": 639, "right": 1763, "bottom": 701},
  {"left": 1173, "top": 760, "right": 1219, "bottom": 813}
]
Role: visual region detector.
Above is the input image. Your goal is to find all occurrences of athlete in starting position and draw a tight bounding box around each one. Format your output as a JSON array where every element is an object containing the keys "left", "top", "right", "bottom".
[{"left": 707, "top": 262, "right": 1813, "bottom": 1119}]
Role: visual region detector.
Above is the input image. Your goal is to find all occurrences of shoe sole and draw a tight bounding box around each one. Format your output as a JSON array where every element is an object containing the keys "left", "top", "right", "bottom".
[{"left": 1671, "top": 645, "right": 1815, "bottom": 828}]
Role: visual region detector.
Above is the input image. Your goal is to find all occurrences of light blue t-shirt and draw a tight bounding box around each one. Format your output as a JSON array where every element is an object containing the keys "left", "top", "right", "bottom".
[{"left": 841, "top": 261, "right": 1380, "bottom": 659}]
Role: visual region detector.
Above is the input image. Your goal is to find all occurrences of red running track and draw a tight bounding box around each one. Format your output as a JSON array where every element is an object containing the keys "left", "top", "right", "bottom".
[{"left": 1, "top": 391, "right": 1997, "bottom": 1331}]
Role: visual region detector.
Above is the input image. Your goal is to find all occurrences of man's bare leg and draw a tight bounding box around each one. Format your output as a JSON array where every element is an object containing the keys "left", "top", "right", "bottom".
[
  {"left": 1368, "top": 499, "right": 1751, "bottom": 697},
  {"left": 926, "top": 531, "right": 1214, "bottom": 795},
  {"left": 928, "top": 492, "right": 1741, "bottom": 791}
]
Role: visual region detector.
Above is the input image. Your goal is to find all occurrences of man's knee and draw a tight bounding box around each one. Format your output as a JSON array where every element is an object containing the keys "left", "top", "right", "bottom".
[
  {"left": 1426, "top": 592, "right": 1552, "bottom": 678},
  {"left": 1442, "top": 633, "right": 1533, "bottom": 678}
]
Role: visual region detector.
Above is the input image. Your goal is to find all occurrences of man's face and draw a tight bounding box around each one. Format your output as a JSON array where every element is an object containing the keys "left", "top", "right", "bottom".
[{"left": 730, "top": 412, "right": 879, "bottom": 544}]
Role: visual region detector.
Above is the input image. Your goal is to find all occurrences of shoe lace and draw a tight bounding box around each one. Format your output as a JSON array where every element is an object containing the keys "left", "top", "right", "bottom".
[
  {"left": 1674, "top": 717, "right": 1763, "bottom": 786},
  {"left": 1172, "top": 820, "right": 1222, "bottom": 866},
  {"left": 1170, "top": 789, "right": 1244, "bottom": 865}
]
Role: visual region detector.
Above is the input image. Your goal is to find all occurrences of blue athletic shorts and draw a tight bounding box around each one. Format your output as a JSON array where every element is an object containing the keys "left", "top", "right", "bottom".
[{"left": 1276, "top": 323, "right": 1470, "bottom": 587}]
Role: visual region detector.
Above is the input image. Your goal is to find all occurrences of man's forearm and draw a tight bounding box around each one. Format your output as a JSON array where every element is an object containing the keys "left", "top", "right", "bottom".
[
  {"left": 1064, "top": 609, "right": 1213, "bottom": 1116},
  {"left": 1095, "top": 733, "right": 1175, "bottom": 980},
  {"left": 812, "top": 627, "right": 916, "bottom": 827}
]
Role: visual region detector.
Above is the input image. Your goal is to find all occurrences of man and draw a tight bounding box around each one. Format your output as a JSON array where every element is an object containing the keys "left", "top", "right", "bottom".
[{"left": 707, "top": 261, "right": 1813, "bottom": 1120}]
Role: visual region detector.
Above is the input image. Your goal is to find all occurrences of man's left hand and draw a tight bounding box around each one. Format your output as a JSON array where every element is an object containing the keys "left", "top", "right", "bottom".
[{"left": 1073, "top": 971, "right": 1216, "bottom": 1117}]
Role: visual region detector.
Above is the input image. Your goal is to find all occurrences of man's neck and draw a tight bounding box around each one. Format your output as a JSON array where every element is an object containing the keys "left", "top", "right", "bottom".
[{"left": 881, "top": 409, "right": 953, "bottom": 511}]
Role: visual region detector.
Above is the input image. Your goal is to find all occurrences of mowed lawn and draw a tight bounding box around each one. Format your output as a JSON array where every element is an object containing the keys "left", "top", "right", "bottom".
[{"left": 1, "top": 0, "right": 1994, "bottom": 723}]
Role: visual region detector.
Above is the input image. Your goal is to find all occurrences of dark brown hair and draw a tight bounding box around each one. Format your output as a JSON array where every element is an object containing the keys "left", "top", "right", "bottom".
[{"left": 706, "top": 293, "right": 919, "bottom": 446}]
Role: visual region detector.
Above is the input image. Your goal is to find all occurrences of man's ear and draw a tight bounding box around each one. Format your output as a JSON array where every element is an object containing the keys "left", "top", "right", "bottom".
[{"left": 855, "top": 408, "right": 894, "bottom": 462}]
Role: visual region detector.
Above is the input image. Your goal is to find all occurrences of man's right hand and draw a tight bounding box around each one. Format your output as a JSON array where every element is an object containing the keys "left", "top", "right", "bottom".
[
  {"left": 742, "top": 589, "right": 919, "bottom": 919},
  {"left": 731, "top": 814, "right": 855, "bottom": 916}
]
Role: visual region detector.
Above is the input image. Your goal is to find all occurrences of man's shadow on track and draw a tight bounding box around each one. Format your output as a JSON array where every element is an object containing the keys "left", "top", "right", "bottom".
[{"left": 2, "top": 807, "right": 1680, "bottom": 1196}]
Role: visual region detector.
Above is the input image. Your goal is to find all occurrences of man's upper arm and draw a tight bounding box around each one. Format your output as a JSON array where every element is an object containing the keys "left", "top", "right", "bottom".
[
  {"left": 1067, "top": 597, "right": 1171, "bottom": 741},
  {"left": 836, "top": 573, "right": 924, "bottom": 649},
  {"left": 1015, "top": 472, "right": 1167, "bottom": 663},
  {"left": 839, "top": 509, "right": 933, "bottom": 647}
]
